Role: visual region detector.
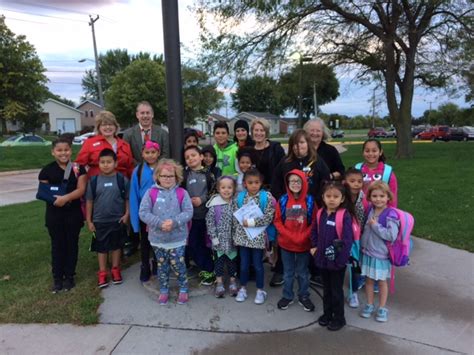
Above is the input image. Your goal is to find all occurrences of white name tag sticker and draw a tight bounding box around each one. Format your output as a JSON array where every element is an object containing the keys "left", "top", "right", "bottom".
[
  {"left": 104, "top": 182, "right": 113, "bottom": 187},
  {"left": 292, "top": 204, "right": 302, "bottom": 209},
  {"left": 189, "top": 179, "right": 197, "bottom": 184},
  {"left": 50, "top": 186, "right": 59, "bottom": 191},
  {"left": 93, "top": 142, "right": 101, "bottom": 147},
  {"left": 326, "top": 220, "right": 336, "bottom": 226}
]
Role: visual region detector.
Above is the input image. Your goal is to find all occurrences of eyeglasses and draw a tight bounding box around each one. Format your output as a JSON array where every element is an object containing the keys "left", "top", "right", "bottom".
[
  {"left": 289, "top": 180, "right": 302, "bottom": 184},
  {"left": 159, "top": 175, "right": 175, "bottom": 179}
]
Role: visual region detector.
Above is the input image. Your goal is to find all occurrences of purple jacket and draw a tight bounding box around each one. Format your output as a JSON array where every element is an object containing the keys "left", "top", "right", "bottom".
[{"left": 311, "top": 209, "right": 353, "bottom": 270}]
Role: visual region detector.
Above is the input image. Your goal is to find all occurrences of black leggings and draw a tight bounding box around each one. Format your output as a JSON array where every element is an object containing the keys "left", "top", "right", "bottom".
[{"left": 214, "top": 254, "right": 238, "bottom": 278}]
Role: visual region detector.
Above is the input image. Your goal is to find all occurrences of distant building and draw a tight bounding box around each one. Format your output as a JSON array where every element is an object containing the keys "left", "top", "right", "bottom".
[
  {"left": 42, "top": 99, "right": 82, "bottom": 134},
  {"left": 280, "top": 117, "right": 298, "bottom": 135},
  {"left": 76, "top": 100, "right": 103, "bottom": 130},
  {"left": 230, "top": 112, "right": 281, "bottom": 135}
]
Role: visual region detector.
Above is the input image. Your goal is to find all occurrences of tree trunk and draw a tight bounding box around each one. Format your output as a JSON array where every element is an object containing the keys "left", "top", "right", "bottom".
[{"left": 0, "top": 115, "right": 6, "bottom": 136}]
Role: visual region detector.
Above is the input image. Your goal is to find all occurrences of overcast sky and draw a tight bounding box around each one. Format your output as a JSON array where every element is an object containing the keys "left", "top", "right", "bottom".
[{"left": 1, "top": 0, "right": 469, "bottom": 118}]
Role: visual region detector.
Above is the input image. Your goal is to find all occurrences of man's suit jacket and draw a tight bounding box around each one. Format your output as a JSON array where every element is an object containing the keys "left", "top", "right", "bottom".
[{"left": 123, "top": 124, "right": 169, "bottom": 164}]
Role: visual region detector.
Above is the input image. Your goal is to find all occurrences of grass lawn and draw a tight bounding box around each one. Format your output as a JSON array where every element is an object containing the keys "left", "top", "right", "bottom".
[
  {"left": 340, "top": 141, "right": 474, "bottom": 252},
  {"left": 0, "top": 201, "right": 138, "bottom": 324}
]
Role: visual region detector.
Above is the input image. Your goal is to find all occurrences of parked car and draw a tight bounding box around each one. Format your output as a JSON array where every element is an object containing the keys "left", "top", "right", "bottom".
[
  {"left": 72, "top": 132, "right": 95, "bottom": 145},
  {"left": 411, "top": 126, "right": 428, "bottom": 137},
  {"left": 445, "top": 126, "right": 474, "bottom": 141},
  {"left": 462, "top": 126, "right": 474, "bottom": 140},
  {"left": 386, "top": 128, "right": 397, "bottom": 138},
  {"left": 368, "top": 127, "right": 388, "bottom": 138},
  {"left": 331, "top": 129, "right": 344, "bottom": 138},
  {"left": 416, "top": 126, "right": 449, "bottom": 141},
  {"left": 0, "top": 134, "right": 50, "bottom": 147}
]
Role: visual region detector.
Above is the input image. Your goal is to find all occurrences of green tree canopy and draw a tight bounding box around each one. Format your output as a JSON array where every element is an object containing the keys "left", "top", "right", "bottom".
[
  {"left": 0, "top": 16, "right": 49, "bottom": 134},
  {"left": 231, "top": 76, "right": 283, "bottom": 115},
  {"left": 196, "top": 1, "right": 473, "bottom": 158}
]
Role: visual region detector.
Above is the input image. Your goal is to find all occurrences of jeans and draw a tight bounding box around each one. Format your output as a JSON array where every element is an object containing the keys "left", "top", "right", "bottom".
[
  {"left": 154, "top": 245, "right": 188, "bottom": 293},
  {"left": 281, "top": 248, "right": 310, "bottom": 300},
  {"left": 239, "top": 247, "right": 264, "bottom": 289},
  {"left": 186, "top": 219, "right": 214, "bottom": 272}
]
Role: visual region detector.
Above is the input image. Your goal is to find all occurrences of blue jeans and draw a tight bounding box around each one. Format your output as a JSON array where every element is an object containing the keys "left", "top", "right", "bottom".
[
  {"left": 239, "top": 247, "right": 264, "bottom": 289},
  {"left": 281, "top": 248, "right": 310, "bottom": 300},
  {"left": 153, "top": 245, "right": 188, "bottom": 293}
]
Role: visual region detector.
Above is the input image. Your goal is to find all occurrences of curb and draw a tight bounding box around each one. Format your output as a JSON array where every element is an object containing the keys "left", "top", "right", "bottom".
[{"left": 0, "top": 169, "right": 41, "bottom": 177}]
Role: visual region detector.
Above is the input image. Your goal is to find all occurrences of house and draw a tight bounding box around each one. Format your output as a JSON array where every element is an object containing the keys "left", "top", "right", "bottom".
[
  {"left": 280, "top": 117, "right": 298, "bottom": 135},
  {"left": 42, "top": 99, "right": 82, "bottom": 134},
  {"left": 201, "top": 113, "right": 230, "bottom": 136},
  {"left": 229, "top": 112, "right": 281, "bottom": 135},
  {"left": 76, "top": 100, "right": 103, "bottom": 129}
]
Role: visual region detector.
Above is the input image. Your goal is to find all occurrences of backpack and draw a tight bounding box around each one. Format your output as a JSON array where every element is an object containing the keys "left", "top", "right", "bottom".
[
  {"left": 373, "top": 206, "right": 415, "bottom": 293},
  {"left": 90, "top": 173, "right": 126, "bottom": 200},
  {"left": 355, "top": 162, "right": 393, "bottom": 183},
  {"left": 236, "top": 190, "right": 277, "bottom": 242},
  {"left": 71, "top": 162, "right": 87, "bottom": 219},
  {"left": 136, "top": 162, "right": 146, "bottom": 188},
  {"left": 278, "top": 194, "right": 315, "bottom": 226},
  {"left": 149, "top": 186, "right": 192, "bottom": 234}
]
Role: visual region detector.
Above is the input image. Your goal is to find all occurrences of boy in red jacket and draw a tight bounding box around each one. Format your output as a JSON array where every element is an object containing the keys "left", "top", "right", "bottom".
[{"left": 274, "top": 169, "right": 317, "bottom": 312}]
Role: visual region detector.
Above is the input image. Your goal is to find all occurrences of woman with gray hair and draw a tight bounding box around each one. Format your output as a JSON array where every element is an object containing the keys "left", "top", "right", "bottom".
[{"left": 303, "top": 118, "right": 345, "bottom": 180}]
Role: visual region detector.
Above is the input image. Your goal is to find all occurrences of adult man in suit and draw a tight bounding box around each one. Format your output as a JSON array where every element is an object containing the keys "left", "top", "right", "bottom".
[{"left": 123, "top": 101, "right": 170, "bottom": 164}]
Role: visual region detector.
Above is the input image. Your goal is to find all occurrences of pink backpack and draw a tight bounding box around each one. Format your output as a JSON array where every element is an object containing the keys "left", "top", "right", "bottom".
[{"left": 149, "top": 186, "right": 192, "bottom": 233}]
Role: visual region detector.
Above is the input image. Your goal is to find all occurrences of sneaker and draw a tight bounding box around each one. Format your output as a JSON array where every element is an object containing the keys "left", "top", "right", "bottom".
[
  {"left": 269, "top": 272, "right": 284, "bottom": 287},
  {"left": 347, "top": 292, "right": 359, "bottom": 308},
  {"left": 254, "top": 290, "right": 267, "bottom": 305},
  {"left": 63, "top": 277, "right": 75, "bottom": 292},
  {"left": 123, "top": 242, "right": 136, "bottom": 257},
  {"left": 158, "top": 293, "right": 169, "bottom": 306},
  {"left": 229, "top": 281, "right": 238, "bottom": 297},
  {"left": 199, "top": 271, "right": 216, "bottom": 286},
  {"left": 360, "top": 303, "right": 375, "bottom": 318},
  {"left": 310, "top": 275, "right": 324, "bottom": 287},
  {"left": 111, "top": 267, "right": 123, "bottom": 285},
  {"left": 328, "top": 319, "right": 346, "bottom": 331},
  {"left": 373, "top": 282, "right": 380, "bottom": 293},
  {"left": 277, "top": 297, "right": 294, "bottom": 310},
  {"left": 140, "top": 264, "right": 151, "bottom": 282},
  {"left": 235, "top": 288, "right": 247, "bottom": 302},
  {"left": 177, "top": 291, "right": 189, "bottom": 305},
  {"left": 215, "top": 283, "right": 225, "bottom": 298},
  {"left": 298, "top": 297, "right": 315, "bottom": 312},
  {"left": 318, "top": 314, "right": 330, "bottom": 327},
  {"left": 375, "top": 307, "right": 389, "bottom": 322},
  {"left": 51, "top": 279, "right": 63, "bottom": 294},
  {"left": 97, "top": 271, "right": 108, "bottom": 288}
]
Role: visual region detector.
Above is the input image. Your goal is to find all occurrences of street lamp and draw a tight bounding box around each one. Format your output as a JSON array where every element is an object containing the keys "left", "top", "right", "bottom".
[
  {"left": 78, "top": 57, "right": 104, "bottom": 109},
  {"left": 290, "top": 52, "right": 312, "bottom": 128}
]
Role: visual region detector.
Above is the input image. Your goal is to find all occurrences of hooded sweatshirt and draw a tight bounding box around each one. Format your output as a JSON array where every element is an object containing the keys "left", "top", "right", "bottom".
[
  {"left": 139, "top": 183, "right": 193, "bottom": 249},
  {"left": 213, "top": 141, "right": 238, "bottom": 176},
  {"left": 205, "top": 194, "right": 237, "bottom": 256},
  {"left": 202, "top": 145, "right": 222, "bottom": 179},
  {"left": 274, "top": 169, "right": 316, "bottom": 253}
]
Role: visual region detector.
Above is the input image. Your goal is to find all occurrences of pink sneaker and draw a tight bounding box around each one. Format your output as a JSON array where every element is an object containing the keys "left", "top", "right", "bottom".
[
  {"left": 177, "top": 291, "right": 189, "bottom": 305},
  {"left": 158, "top": 293, "right": 169, "bottom": 305}
]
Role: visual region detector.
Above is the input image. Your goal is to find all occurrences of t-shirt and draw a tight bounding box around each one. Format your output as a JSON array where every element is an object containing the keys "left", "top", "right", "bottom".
[
  {"left": 38, "top": 161, "right": 86, "bottom": 227},
  {"left": 85, "top": 174, "right": 130, "bottom": 223}
]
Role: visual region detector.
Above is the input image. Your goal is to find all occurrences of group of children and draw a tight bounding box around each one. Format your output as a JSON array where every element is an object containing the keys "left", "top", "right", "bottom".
[{"left": 39, "top": 133, "right": 402, "bottom": 329}]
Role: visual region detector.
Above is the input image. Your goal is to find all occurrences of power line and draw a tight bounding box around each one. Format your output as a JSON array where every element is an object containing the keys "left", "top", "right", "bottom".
[
  {"left": 3, "top": 16, "right": 46, "bottom": 24},
  {"left": 0, "top": 7, "right": 87, "bottom": 23}
]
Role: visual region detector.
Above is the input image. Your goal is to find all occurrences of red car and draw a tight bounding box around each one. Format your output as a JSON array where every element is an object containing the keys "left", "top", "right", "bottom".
[
  {"left": 416, "top": 126, "right": 449, "bottom": 141},
  {"left": 368, "top": 127, "right": 388, "bottom": 138}
]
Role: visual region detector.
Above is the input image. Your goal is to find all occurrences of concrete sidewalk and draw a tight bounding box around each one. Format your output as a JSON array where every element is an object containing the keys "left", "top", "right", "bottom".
[{"left": 1, "top": 237, "right": 472, "bottom": 354}]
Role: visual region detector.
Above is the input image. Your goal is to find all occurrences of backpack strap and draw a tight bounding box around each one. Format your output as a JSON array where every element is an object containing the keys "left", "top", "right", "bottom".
[
  {"left": 259, "top": 190, "right": 268, "bottom": 212},
  {"left": 116, "top": 173, "right": 126, "bottom": 200},
  {"left": 136, "top": 163, "right": 144, "bottom": 189},
  {"left": 382, "top": 164, "right": 393, "bottom": 183},
  {"left": 237, "top": 190, "right": 246, "bottom": 208},
  {"left": 175, "top": 187, "right": 185, "bottom": 206},
  {"left": 306, "top": 195, "right": 315, "bottom": 225},
  {"left": 278, "top": 194, "right": 289, "bottom": 223},
  {"left": 316, "top": 208, "right": 323, "bottom": 231},
  {"left": 335, "top": 208, "right": 346, "bottom": 240},
  {"left": 354, "top": 162, "right": 363, "bottom": 170},
  {"left": 214, "top": 204, "right": 224, "bottom": 225},
  {"left": 91, "top": 175, "right": 98, "bottom": 200},
  {"left": 149, "top": 186, "right": 159, "bottom": 207}
]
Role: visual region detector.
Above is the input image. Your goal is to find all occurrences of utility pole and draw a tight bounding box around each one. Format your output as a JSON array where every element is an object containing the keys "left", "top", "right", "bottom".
[
  {"left": 89, "top": 15, "right": 104, "bottom": 108},
  {"left": 313, "top": 82, "right": 318, "bottom": 118},
  {"left": 371, "top": 88, "right": 376, "bottom": 128},
  {"left": 162, "top": 0, "right": 184, "bottom": 160}
]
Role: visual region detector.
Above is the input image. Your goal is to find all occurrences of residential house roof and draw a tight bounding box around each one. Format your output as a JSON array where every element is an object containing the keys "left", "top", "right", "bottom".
[{"left": 43, "top": 98, "right": 82, "bottom": 113}]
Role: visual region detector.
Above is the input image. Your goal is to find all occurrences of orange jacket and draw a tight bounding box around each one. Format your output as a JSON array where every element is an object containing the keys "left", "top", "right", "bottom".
[
  {"left": 274, "top": 169, "right": 317, "bottom": 252},
  {"left": 75, "top": 135, "right": 134, "bottom": 178}
]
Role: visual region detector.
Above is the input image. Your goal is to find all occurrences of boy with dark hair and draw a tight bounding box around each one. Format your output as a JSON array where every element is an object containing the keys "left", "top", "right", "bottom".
[
  {"left": 213, "top": 122, "right": 238, "bottom": 175},
  {"left": 86, "top": 148, "right": 130, "bottom": 288},
  {"left": 182, "top": 145, "right": 216, "bottom": 285}
]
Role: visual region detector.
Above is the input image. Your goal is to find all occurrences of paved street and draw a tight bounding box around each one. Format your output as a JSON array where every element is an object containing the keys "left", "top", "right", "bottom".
[{"left": 0, "top": 169, "right": 39, "bottom": 206}]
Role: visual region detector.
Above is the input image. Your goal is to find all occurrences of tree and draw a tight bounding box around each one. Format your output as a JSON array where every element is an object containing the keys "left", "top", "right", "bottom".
[
  {"left": 196, "top": 1, "right": 473, "bottom": 158},
  {"left": 279, "top": 63, "right": 339, "bottom": 121},
  {"left": 0, "top": 16, "right": 48, "bottom": 134},
  {"left": 232, "top": 76, "right": 284, "bottom": 114},
  {"left": 106, "top": 59, "right": 223, "bottom": 126},
  {"left": 47, "top": 92, "right": 76, "bottom": 107}
]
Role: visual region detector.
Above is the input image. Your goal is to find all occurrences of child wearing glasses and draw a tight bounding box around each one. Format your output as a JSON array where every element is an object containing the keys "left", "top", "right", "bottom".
[{"left": 139, "top": 159, "right": 193, "bottom": 305}]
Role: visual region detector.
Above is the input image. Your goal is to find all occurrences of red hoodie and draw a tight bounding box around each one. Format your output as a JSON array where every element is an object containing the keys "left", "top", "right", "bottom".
[{"left": 274, "top": 169, "right": 317, "bottom": 252}]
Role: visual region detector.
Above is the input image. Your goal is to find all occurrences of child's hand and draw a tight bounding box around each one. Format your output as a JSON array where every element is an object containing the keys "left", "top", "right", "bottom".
[
  {"left": 310, "top": 247, "right": 317, "bottom": 256},
  {"left": 119, "top": 213, "right": 129, "bottom": 224},
  {"left": 191, "top": 197, "right": 202, "bottom": 207},
  {"left": 161, "top": 219, "right": 173, "bottom": 232},
  {"left": 243, "top": 219, "right": 249, "bottom": 227},
  {"left": 369, "top": 216, "right": 377, "bottom": 226},
  {"left": 87, "top": 221, "right": 96, "bottom": 232},
  {"left": 53, "top": 195, "right": 68, "bottom": 207}
]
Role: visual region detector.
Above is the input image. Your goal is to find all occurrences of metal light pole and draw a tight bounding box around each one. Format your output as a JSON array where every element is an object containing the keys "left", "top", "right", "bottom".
[
  {"left": 162, "top": 0, "right": 184, "bottom": 161},
  {"left": 291, "top": 52, "right": 312, "bottom": 128},
  {"left": 313, "top": 82, "right": 318, "bottom": 119},
  {"left": 88, "top": 15, "right": 104, "bottom": 108}
]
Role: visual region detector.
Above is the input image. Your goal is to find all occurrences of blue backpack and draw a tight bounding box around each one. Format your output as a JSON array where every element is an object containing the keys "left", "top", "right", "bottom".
[{"left": 236, "top": 190, "right": 277, "bottom": 241}]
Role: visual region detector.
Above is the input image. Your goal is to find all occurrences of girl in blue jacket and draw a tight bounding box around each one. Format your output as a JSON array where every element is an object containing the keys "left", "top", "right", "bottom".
[{"left": 129, "top": 140, "right": 161, "bottom": 282}]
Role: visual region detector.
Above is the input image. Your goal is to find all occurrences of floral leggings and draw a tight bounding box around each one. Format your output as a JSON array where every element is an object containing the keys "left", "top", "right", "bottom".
[{"left": 153, "top": 245, "right": 188, "bottom": 293}]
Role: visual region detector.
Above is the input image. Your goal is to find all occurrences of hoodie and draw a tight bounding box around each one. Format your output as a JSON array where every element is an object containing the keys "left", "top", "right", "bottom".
[
  {"left": 213, "top": 141, "right": 238, "bottom": 176},
  {"left": 205, "top": 194, "right": 237, "bottom": 256},
  {"left": 183, "top": 166, "right": 214, "bottom": 219},
  {"left": 274, "top": 169, "right": 316, "bottom": 253},
  {"left": 202, "top": 145, "right": 222, "bottom": 179}
]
